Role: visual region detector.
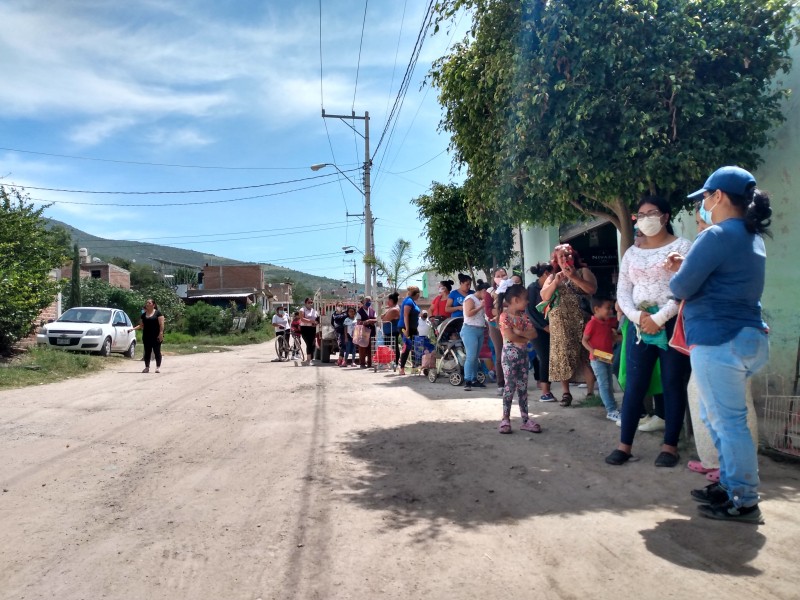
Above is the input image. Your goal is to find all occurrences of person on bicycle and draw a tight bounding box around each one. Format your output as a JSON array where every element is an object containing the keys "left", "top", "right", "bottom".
[{"left": 271, "top": 306, "right": 290, "bottom": 361}]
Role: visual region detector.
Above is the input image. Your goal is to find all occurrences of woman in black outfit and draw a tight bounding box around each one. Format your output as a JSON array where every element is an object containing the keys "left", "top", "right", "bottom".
[
  {"left": 357, "top": 296, "right": 377, "bottom": 368},
  {"left": 299, "top": 298, "right": 320, "bottom": 366},
  {"left": 527, "top": 263, "right": 555, "bottom": 401},
  {"left": 130, "top": 298, "right": 165, "bottom": 373}
]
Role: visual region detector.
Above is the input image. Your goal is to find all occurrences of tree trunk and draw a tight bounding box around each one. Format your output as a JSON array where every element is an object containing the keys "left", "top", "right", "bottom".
[
  {"left": 610, "top": 199, "right": 634, "bottom": 256},
  {"left": 69, "top": 244, "right": 81, "bottom": 309}
]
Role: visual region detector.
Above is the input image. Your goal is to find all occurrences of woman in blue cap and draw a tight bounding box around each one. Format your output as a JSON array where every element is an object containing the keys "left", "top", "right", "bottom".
[{"left": 665, "top": 166, "right": 772, "bottom": 524}]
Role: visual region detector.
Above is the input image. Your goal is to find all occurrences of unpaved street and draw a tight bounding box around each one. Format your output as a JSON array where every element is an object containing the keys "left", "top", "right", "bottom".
[{"left": 1, "top": 343, "right": 798, "bottom": 600}]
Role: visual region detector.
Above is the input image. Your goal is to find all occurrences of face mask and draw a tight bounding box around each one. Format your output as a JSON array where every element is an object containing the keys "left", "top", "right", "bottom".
[
  {"left": 699, "top": 193, "right": 719, "bottom": 225},
  {"left": 637, "top": 215, "right": 663, "bottom": 237},
  {"left": 494, "top": 276, "right": 506, "bottom": 286},
  {"left": 365, "top": 301, "right": 371, "bottom": 307}
]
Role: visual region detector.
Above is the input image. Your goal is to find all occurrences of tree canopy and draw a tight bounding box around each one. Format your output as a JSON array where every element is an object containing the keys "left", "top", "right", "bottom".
[
  {"left": 413, "top": 182, "right": 514, "bottom": 276},
  {"left": 0, "top": 187, "right": 70, "bottom": 354},
  {"left": 430, "top": 0, "right": 798, "bottom": 249}
]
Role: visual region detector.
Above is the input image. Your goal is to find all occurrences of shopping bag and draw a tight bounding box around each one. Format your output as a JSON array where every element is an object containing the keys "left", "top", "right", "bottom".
[
  {"left": 668, "top": 301, "right": 691, "bottom": 356},
  {"left": 353, "top": 323, "right": 371, "bottom": 348}
]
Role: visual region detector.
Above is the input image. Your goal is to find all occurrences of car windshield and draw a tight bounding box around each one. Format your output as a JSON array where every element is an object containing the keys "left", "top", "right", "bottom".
[{"left": 58, "top": 308, "right": 112, "bottom": 324}]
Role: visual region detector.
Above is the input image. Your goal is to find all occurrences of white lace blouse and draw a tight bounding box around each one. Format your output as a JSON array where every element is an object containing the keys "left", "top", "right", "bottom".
[{"left": 617, "top": 237, "right": 692, "bottom": 327}]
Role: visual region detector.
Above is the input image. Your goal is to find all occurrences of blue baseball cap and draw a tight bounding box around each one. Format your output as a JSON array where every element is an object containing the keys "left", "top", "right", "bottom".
[{"left": 687, "top": 166, "right": 756, "bottom": 200}]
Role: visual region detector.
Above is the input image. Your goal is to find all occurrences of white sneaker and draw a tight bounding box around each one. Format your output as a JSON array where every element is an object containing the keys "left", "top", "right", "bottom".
[
  {"left": 577, "top": 383, "right": 587, "bottom": 388},
  {"left": 606, "top": 410, "right": 621, "bottom": 422},
  {"left": 638, "top": 415, "right": 666, "bottom": 432},
  {"left": 616, "top": 414, "right": 651, "bottom": 427}
]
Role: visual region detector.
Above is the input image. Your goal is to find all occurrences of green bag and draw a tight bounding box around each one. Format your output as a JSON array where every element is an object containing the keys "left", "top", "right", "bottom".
[
  {"left": 618, "top": 316, "right": 663, "bottom": 395},
  {"left": 536, "top": 289, "right": 560, "bottom": 321}
]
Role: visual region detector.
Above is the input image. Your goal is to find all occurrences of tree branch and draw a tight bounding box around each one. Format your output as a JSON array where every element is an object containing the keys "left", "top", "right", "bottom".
[{"left": 568, "top": 198, "right": 621, "bottom": 230}]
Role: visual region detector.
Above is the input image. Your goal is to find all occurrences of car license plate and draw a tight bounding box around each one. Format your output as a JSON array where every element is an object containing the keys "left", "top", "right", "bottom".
[{"left": 57, "top": 338, "right": 71, "bottom": 345}]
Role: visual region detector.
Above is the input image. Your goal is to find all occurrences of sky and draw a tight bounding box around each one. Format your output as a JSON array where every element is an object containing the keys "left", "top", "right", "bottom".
[{"left": 0, "top": 0, "right": 468, "bottom": 286}]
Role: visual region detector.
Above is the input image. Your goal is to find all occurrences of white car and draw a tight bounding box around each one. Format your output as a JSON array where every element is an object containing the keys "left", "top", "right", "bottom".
[{"left": 37, "top": 307, "right": 137, "bottom": 358}]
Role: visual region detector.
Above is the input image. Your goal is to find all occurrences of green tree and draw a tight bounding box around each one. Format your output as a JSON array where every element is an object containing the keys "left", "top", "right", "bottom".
[
  {"left": 69, "top": 244, "right": 82, "bottom": 308},
  {"left": 139, "top": 284, "right": 185, "bottom": 332},
  {"left": 365, "top": 238, "right": 427, "bottom": 293},
  {"left": 431, "top": 0, "right": 798, "bottom": 250},
  {"left": 129, "top": 263, "right": 161, "bottom": 289},
  {"left": 173, "top": 266, "right": 198, "bottom": 286},
  {"left": 412, "top": 182, "right": 514, "bottom": 276},
  {"left": 0, "top": 187, "right": 70, "bottom": 354}
]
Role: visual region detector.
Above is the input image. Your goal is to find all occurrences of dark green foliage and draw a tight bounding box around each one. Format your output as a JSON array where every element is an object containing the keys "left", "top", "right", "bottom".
[
  {"left": 0, "top": 187, "right": 70, "bottom": 354},
  {"left": 413, "top": 182, "right": 514, "bottom": 275},
  {"left": 182, "top": 302, "right": 231, "bottom": 336},
  {"left": 431, "top": 0, "right": 798, "bottom": 250},
  {"left": 69, "top": 244, "right": 82, "bottom": 308}
]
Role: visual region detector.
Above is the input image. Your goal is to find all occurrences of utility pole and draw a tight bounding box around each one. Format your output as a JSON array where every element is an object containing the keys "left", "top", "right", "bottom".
[{"left": 321, "top": 109, "right": 374, "bottom": 297}]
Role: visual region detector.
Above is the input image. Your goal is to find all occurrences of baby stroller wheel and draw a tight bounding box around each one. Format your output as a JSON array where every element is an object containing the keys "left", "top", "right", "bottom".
[
  {"left": 428, "top": 370, "right": 437, "bottom": 383},
  {"left": 449, "top": 372, "right": 463, "bottom": 386},
  {"left": 476, "top": 371, "right": 486, "bottom": 385}
]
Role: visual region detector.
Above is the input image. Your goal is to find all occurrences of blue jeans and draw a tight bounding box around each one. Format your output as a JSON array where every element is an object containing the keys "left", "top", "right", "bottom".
[
  {"left": 460, "top": 324, "right": 484, "bottom": 382},
  {"left": 619, "top": 319, "right": 691, "bottom": 447},
  {"left": 691, "top": 327, "right": 769, "bottom": 508},
  {"left": 590, "top": 359, "right": 616, "bottom": 414}
]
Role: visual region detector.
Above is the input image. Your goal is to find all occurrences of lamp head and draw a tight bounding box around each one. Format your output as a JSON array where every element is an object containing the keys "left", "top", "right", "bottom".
[{"left": 310, "top": 163, "right": 329, "bottom": 171}]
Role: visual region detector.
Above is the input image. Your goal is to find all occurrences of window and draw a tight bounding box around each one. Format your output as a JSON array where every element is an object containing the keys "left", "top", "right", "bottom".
[{"left": 91, "top": 270, "right": 101, "bottom": 279}]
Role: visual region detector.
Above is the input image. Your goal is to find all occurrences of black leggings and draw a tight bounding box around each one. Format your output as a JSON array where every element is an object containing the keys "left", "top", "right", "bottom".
[
  {"left": 143, "top": 338, "right": 162, "bottom": 368},
  {"left": 400, "top": 327, "right": 418, "bottom": 369},
  {"left": 300, "top": 326, "right": 317, "bottom": 358}
]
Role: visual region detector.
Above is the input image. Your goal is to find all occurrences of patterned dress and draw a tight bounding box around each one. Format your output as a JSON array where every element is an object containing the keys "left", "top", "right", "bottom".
[{"left": 548, "top": 277, "right": 588, "bottom": 382}]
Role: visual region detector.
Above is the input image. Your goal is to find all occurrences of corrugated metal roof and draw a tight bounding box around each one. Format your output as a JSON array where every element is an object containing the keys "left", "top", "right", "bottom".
[{"left": 188, "top": 292, "right": 256, "bottom": 299}]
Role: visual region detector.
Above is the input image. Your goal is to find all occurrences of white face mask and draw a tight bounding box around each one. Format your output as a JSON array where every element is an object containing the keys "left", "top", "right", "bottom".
[{"left": 637, "top": 215, "right": 664, "bottom": 237}]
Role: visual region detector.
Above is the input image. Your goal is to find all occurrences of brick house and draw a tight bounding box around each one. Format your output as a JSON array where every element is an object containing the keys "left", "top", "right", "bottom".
[{"left": 194, "top": 265, "right": 273, "bottom": 313}]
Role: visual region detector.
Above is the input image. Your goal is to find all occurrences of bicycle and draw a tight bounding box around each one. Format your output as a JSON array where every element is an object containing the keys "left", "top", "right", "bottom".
[
  {"left": 274, "top": 330, "right": 290, "bottom": 361},
  {"left": 288, "top": 334, "right": 305, "bottom": 362}
]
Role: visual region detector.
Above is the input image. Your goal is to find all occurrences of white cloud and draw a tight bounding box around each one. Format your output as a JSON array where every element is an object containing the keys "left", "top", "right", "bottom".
[
  {"left": 145, "top": 127, "right": 213, "bottom": 149},
  {"left": 68, "top": 116, "right": 138, "bottom": 146}
]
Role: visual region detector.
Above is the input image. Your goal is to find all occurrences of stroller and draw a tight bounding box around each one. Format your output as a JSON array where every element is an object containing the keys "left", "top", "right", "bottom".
[{"left": 425, "top": 316, "right": 487, "bottom": 387}]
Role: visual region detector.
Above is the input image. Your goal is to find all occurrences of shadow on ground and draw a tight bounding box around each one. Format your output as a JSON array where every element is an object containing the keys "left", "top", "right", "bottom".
[{"left": 336, "top": 418, "right": 799, "bottom": 572}]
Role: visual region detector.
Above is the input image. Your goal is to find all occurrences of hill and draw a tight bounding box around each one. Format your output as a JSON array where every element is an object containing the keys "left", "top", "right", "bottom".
[{"left": 45, "top": 219, "right": 346, "bottom": 293}]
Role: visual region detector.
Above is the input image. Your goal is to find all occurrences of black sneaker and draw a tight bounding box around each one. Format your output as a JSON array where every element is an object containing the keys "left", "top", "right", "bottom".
[
  {"left": 691, "top": 482, "right": 729, "bottom": 505},
  {"left": 472, "top": 380, "right": 486, "bottom": 388},
  {"left": 697, "top": 500, "right": 764, "bottom": 525},
  {"left": 464, "top": 381, "right": 472, "bottom": 391}
]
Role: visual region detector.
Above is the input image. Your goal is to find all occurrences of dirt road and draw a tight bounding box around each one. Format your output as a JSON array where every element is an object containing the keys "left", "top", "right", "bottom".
[{"left": 1, "top": 343, "right": 798, "bottom": 600}]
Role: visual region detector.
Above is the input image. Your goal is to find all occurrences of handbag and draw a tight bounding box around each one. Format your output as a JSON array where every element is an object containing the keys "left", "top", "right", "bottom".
[
  {"left": 353, "top": 323, "right": 371, "bottom": 348},
  {"left": 668, "top": 301, "right": 691, "bottom": 356},
  {"left": 536, "top": 289, "right": 560, "bottom": 321}
]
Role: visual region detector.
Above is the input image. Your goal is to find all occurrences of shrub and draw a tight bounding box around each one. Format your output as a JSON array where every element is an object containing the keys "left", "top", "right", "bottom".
[{"left": 182, "top": 302, "right": 230, "bottom": 336}]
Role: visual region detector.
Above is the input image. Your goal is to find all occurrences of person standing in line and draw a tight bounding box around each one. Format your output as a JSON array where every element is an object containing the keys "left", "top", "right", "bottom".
[
  {"left": 343, "top": 306, "right": 358, "bottom": 367},
  {"left": 540, "top": 244, "right": 598, "bottom": 406},
  {"left": 430, "top": 280, "right": 452, "bottom": 327},
  {"left": 331, "top": 303, "right": 349, "bottom": 367},
  {"left": 418, "top": 311, "right": 432, "bottom": 337},
  {"left": 462, "top": 280, "right": 489, "bottom": 391},
  {"left": 667, "top": 166, "right": 771, "bottom": 524},
  {"left": 299, "top": 298, "right": 319, "bottom": 366},
  {"left": 381, "top": 293, "right": 401, "bottom": 366},
  {"left": 445, "top": 273, "right": 472, "bottom": 318},
  {"left": 582, "top": 297, "right": 621, "bottom": 422},
  {"left": 398, "top": 287, "right": 422, "bottom": 375},
  {"left": 487, "top": 268, "right": 509, "bottom": 396},
  {"left": 129, "top": 298, "right": 164, "bottom": 373},
  {"left": 498, "top": 284, "right": 541, "bottom": 434},
  {"left": 606, "top": 196, "right": 692, "bottom": 468},
  {"left": 356, "top": 296, "right": 377, "bottom": 369},
  {"left": 527, "top": 262, "right": 555, "bottom": 402}
]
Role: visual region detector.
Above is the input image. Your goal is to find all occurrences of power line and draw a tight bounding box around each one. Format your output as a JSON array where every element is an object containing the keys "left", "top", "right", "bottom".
[
  {"left": 0, "top": 146, "right": 333, "bottom": 171},
  {"left": 8, "top": 169, "right": 357, "bottom": 195},
  {"left": 382, "top": 0, "right": 409, "bottom": 127},
  {"left": 32, "top": 179, "right": 336, "bottom": 207},
  {"left": 125, "top": 220, "right": 353, "bottom": 241},
  {"left": 376, "top": 148, "right": 447, "bottom": 175},
  {"left": 352, "top": 0, "right": 370, "bottom": 111}
]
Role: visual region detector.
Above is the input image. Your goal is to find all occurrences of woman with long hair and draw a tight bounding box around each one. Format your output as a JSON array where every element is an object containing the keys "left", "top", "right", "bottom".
[
  {"left": 540, "top": 244, "right": 598, "bottom": 406},
  {"left": 299, "top": 297, "right": 319, "bottom": 366},
  {"left": 462, "top": 280, "right": 489, "bottom": 391},
  {"left": 430, "top": 280, "right": 453, "bottom": 326},
  {"left": 667, "top": 166, "right": 771, "bottom": 523},
  {"left": 398, "top": 287, "right": 422, "bottom": 375},
  {"left": 129, "top": 298, "right": 164, "bottom": 373},
  {"left": 381, "top": 292, "right": 401, "bottom": 366}
]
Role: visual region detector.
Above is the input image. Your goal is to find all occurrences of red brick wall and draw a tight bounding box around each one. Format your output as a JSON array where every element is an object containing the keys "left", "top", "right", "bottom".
[
  {"left": 203, "top": 265, "right": 264, "bottom": 290},
  {"left": 107, "top": 264, "right": 131, "bottom": 289}
]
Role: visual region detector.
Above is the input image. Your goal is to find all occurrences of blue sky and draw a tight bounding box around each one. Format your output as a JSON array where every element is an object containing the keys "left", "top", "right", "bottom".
[{"left": 0, "top": 1, "right": 467, "bottom": 284}]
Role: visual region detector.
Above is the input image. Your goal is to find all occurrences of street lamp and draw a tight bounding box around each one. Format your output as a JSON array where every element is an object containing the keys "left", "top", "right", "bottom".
[{"left": 312, "top": 162, "right": 374, "bottom": 296}]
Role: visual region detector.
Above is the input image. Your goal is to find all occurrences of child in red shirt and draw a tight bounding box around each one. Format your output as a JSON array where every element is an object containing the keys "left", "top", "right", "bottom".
[{"left": 582, "top": 298, "right": 620, "bottom": 422}]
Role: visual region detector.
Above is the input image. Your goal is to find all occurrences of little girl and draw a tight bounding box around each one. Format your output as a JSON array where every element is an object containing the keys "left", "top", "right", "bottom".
[
  {"left": 498, "top": 284, "right": 541, "bottom": 434},
  {"left": 343, "top": 307, "right": 358, "bottom": 367}
]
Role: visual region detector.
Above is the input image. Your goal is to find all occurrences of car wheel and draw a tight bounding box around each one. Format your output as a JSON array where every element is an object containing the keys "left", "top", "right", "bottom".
[
  {"left": 124, "top": 340, "right": 136, "bottom": 359},
  {"left": 99, "top": 337, "right": 112, "bottom": 357}
]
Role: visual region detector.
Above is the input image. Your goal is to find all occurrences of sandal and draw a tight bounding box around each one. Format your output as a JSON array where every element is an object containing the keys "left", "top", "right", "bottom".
[
  {"left": 559, "top": 393, "right": 573, "bottom": 407},
  {"left": 605, "top": 449, "right": 633, "bottom": 465},
  {"left": 498, "top": 419, "right": 512, "bottom": 434},
  {"left": 688, "top": 460, "right": 717, "bottom": 474},
  {"left": 705, "top": 469, "right": 720, "bottom": 483},
  {"left": 520, "top": 420, "right": 542, "bottom": 433}
]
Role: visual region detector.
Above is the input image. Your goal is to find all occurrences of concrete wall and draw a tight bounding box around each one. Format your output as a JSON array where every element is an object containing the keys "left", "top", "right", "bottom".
[
  {"left": 750, "top": 44, "right": 800, "bottom": 393},
  {"left": 521, "top": 225, "right": 560, "bottom": 286}
]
